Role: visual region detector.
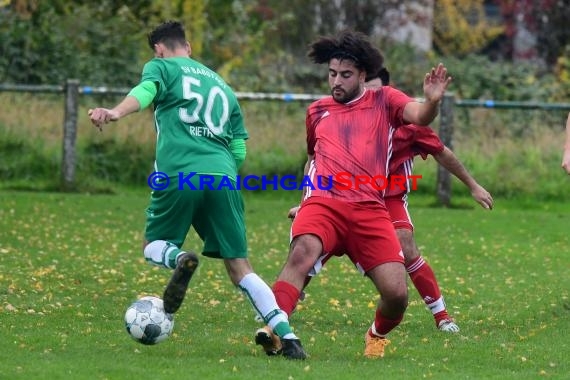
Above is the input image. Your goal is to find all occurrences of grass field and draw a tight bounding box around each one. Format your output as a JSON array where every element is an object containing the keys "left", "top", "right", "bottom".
[{"left": 0, "top": 188, "right": 569, "bottom": 379}]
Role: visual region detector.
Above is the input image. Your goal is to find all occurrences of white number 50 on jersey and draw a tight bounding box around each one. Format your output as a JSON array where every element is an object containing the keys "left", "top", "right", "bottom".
[{"left": 180, "top": 76, "right": 229, "bottom": 136}]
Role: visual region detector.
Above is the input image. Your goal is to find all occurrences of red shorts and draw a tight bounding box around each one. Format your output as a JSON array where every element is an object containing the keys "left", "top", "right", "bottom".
[
  {"left": 385, "top": 193, "right": 413, "bottom": 231},
  {"left": 292, "top": 197, "right": 404, "bottom": 274}
]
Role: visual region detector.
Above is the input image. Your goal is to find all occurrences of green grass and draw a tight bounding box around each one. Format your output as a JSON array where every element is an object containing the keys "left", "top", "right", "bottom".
[{"left": 0, "top": 189, "right": 569, "bottom": 379}]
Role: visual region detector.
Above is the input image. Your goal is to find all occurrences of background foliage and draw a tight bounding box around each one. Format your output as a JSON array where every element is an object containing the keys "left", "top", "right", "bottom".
[
  {"left": 1, "top": 0, "right": 568, "bottom": 94},
  {"left": 0, "top": 0, "right": 568, "bottom": 200},
  {"left": 433, "top": 0, "right": 504, "bottom": 57}
]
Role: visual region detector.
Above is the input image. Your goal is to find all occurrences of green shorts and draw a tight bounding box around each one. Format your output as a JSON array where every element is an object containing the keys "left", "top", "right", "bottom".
[{"left": 144, "top": 175, "right": 247, "bottom": 259}]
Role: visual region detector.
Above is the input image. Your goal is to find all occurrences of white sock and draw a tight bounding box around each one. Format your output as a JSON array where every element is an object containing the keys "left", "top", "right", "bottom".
[
  {"left": 427, "top": 296, "right": 446, "bottom": 315},
  {"left": 143, "top": 240, "right": 182, "bottom": 269},
  {"left": 238, "top": 273, "right": 297, "bottom": 339},
  {"left": 370, "top": 323, "right": 386, "bottom": 338}
]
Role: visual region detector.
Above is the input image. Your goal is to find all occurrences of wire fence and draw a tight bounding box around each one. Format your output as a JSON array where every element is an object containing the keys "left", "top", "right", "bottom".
[{"left": 1, "top": 80, "right": 569, "bottom": 204}]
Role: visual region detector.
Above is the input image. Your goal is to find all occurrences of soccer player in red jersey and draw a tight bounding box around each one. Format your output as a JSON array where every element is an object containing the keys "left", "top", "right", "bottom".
[
  {"left": 255, "top": 30, "right": 452, "bottom": 359},
  {"left": 375, "top": 69, "right": 494, "bottom": 332},
  {"left": 384, "top": 126, "right": 494, "bottom": 332},
  {"left": 255, "top": 69, "right": 493, "bottom": 348}
]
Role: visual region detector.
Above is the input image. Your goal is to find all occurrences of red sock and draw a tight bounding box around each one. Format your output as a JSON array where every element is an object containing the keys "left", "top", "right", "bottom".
[
  {"left": 433, "top": 310, "right": 451, "bottom": 325},
  {"left": 406, "top": 256, "right": 450, "bottom": 325},
  {"left": 406, "top": 256, "right": 442, "bottom": 306},
  {"left": 272, "top": 280, "right": 301, "bottom": 316},
  {"left": 372, "top": 308, "right": 403, "bottom": 336}
]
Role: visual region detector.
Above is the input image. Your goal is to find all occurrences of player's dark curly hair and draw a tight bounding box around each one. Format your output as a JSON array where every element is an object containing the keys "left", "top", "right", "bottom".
[
  {"left": 365, "top": 67, "right": 390, "bottom": 84},
  {"left": 307, "top": 29, "right": 384, "bottom": 78},
  {"left": 148, "top": 20, "right": 187, "bottom": 51},
  {"left": 377, "top": 67, "right": 390, "bottom": 85}
]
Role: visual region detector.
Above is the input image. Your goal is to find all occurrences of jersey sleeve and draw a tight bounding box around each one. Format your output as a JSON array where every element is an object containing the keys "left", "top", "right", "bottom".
[
  {"left": 383, "top": 86, "right": 415, "bottom": 127},
  {"left": 411, "top": 125, "right": 445, "bottom": 160},
  {"left": 305, "top": 103, "right": 318, "bottom": 155},
  {"left": 140, "top": 59, "right": 166, "bottom": 103},
  {"left": 229, "top": 99, "right": 249, "bottom": 141}
]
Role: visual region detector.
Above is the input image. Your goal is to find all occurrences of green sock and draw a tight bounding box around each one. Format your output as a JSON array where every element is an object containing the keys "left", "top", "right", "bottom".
[
  {"left": 167, "top": 246, "right": 184, "bottom": 268},
  {"left": 273, "top": 321, "right": 293, "bottom": 338}
]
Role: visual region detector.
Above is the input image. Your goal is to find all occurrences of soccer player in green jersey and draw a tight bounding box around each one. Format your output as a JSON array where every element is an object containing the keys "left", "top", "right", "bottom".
[{"left": 88, "top": 20, "right": 306, "bottom": 359}]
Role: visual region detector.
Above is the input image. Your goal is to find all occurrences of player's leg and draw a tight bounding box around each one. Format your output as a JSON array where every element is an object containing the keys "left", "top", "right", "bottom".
[
  {"left": 287, "top": 213, "right": 331, "bottom": 316},
  {"left": 272, "top": 197, "right": 346, "bottom": 317},
  {"left": 364, "top": 261, "right": 408, "bottom": 358},
  {"left": 253, "top": 251, "right": 332, "bottom": 356},
  {"left": 346, "top": 202, "right": 408, "bottom": 358},
  {"left": 143, "top": 181, "right": 200, "bottom": 314},
  {"left": 253, "top": 216, "right": 315, "bottom": 323},
  {"left": 256, "top": 198, "right": 345, "bottom": 357},
  {"left": 297, "top": 252, "right": 333, "bottom": 309},
  {"left": 272, "top": 234, "right": 323, "bottom": 310},
  {"left": 225, "top": 258, "right": 305, "bottom": 359},
  {"left": 200, "top": 178, "right": 306, "bottom": 359},
  {"left": 386, "top": 195, "right": 459, "bottom": 332},
  {"left": 398, "top": 229, "right": 459, "bottom": 332},
  {"left": 251, "top": 233, "right": 323, "bottom": 359}
]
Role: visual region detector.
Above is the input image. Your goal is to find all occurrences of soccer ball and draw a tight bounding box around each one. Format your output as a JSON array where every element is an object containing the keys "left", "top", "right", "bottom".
[{"left": 124, "top": 296, "right": 174, "bottom": 345}]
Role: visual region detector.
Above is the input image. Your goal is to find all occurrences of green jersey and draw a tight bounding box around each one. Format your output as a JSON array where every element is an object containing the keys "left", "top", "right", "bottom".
[{"left": 140, "top": 57, "right": 248, "bottom": 179}]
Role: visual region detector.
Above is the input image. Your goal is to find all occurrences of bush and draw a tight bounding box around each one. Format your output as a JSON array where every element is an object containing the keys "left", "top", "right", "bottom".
[
  {"left": 0, "top": 134, "right": 59, "bottom": 181},
  {"left": 77, "top": 139, "right": 155, "bottom": 185},
  {"left": 0, "top": 3, "right": 145, "bottom": 86}
]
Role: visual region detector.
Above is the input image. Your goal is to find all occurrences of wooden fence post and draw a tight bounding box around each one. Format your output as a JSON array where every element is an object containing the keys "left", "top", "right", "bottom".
[
  {"left": 436, "top": 93, "right": 454, "bottom": 207},
  {"left": 62, "top": 79, "right": 79, "bottom": 191}
]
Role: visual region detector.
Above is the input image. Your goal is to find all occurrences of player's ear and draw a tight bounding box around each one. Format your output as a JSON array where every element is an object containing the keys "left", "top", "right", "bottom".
[
  {"left": 153, "top": 43, "right": 164, "bottom": 58},
  {"left": 186, "top": 41, "right": 192, "bottom": 56},
  {"left": 359, "top": 70, "right": 367, "bottom": 84}
]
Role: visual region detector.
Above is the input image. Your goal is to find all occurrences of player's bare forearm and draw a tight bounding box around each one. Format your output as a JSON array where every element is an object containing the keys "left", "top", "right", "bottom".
[
  {"left": 403, "top": 100, "right": 439, "bottom": 126},
  {"left": 109, "top": 96, "right": 141, "bottom": 119},
  {"left": 434, "top": 147, "right": 493, "bottom": 209},
  {"left": 88, "top": 96, "right": 141, "bottom": 131},
  {"left": 416, "top": 100, "right": 440, "bottom": 126},
  {"left": 434, "top": 147, "right": 474, "bottom": 187}
]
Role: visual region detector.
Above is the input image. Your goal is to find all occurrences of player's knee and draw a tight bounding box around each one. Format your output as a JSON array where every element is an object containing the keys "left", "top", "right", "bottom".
[
  {"left": 395, "top": 292, "right": 409, "bottom": 312},
  {"left": 396, "top": 230, "right": 417, "bottom": 262},
  {"left": 384, "top": 286, "right": 408, "bottom": 313},
  {"left": 287, "top": 246, "right": 316, "bottom": 270},
  {"left": 403, "top": 245, "right": 420, "bottom": 266},
  {"left": 288, "top": 235, "right": 323, "bottom": 271}
]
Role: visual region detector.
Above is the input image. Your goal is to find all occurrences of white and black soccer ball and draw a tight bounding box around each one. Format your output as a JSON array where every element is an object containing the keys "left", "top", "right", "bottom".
[{"left": 124, "top": 296, "right": 174, "bottom": 345}]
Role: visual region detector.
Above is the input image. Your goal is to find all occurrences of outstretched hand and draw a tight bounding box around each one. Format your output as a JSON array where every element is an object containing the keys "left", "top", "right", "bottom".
[
  {"left": 471, "top": 184, "right": 494, "bottom": 210},
  {"left": 88, "top": 108, "right": 120, "bottom": 132},
  {"left": 423, "top": 63, "right": 453, "bottom": 103}
]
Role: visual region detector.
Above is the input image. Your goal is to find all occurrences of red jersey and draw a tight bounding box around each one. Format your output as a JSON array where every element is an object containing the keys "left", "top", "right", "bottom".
[
  {"left": 305, "top": 87, "right": 413, "bottom": 203},
  {"left": 385, "top": 125, "right": 444, "bottom": 198}
]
